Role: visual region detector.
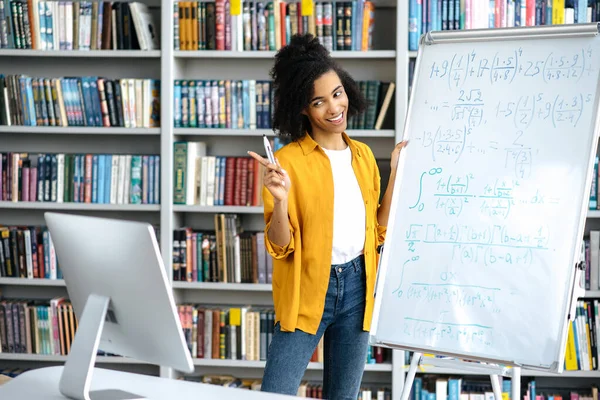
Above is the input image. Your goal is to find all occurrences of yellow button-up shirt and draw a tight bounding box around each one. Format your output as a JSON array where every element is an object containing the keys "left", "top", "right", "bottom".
[{"left": 263, "top": 132, "right": 387, "bottom": 334}]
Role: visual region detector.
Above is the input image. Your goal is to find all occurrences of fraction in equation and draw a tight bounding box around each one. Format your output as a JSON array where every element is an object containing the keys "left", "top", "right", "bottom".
[
  {"left": 415, "top": 126, "right": 472, "bottom": 163},
  {"left": 434, "top": 173, "right": 476, "bottom": 218},
  {"left": 480, "top": 197, "right": 513, "bottom": 219},
  {"left": 505, "top": 147, "right": 534, "bottom": 179},
  {"left": 452, "top": 88, "right": 485, "bottom": 127},
  {"left": 539, "top": 48, "right": 595, "bottom": 83},
  {"left": 490, "top": 50, "right": 520, "bottom": 84},
  {"left": 428, "top": 52, "right": 475, "bottom": 89}
]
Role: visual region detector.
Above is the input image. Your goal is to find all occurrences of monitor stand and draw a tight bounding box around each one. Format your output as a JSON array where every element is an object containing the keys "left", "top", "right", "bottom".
[{"left": 59, "top": 293, "right": 146, "bottom": 400}]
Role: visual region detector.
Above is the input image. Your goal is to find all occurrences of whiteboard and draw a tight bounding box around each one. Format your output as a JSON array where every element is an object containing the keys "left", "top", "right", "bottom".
[{"left": 370, "top": 26, "right": 600, "bottom": 372}]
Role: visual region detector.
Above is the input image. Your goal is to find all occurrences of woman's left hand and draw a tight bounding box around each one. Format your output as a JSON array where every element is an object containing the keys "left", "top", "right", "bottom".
[{"left": 390, "top": 141, "right": 408, "bottom": 171}]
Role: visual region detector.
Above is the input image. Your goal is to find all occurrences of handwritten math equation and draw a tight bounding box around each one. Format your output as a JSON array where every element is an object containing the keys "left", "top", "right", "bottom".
[
  {"left": 404, "top": 222, "right": 550, "bottom": 250},
  {"left": 409, "top": 167, "right": 560, "bottom": 218},
  {"left": 427, "top": 47, "right": 594, "bottom": 89},
  {"left": 424, "top": 91, "right": 592, "bottom": 130},
  {"left": 401, "top": 317, "right": 494, "bottom": 349}
]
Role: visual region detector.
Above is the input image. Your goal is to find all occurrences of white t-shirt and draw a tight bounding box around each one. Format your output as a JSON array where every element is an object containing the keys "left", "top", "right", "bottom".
[{"left": 322, "top": 146, "right": 366, "bottom": 265}]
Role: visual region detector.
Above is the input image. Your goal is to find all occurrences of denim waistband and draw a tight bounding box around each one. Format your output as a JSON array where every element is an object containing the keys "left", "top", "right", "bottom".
[{"left": 331, "top": 254, "right": 364, "bottom": 272}]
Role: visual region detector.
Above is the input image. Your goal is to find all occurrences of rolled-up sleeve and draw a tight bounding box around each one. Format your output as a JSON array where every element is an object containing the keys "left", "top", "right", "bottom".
[{"left": 263, "top": 185, "right": 295, "bottom": 259}]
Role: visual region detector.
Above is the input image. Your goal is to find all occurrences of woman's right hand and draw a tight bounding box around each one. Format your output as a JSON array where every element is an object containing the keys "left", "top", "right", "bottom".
[{"left": 247, "top": 151, "right": 291, "bottom": 203}]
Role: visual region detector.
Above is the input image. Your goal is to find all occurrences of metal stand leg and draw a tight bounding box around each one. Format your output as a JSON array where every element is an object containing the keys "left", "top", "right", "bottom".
[
  {"left": 490, "top": 374, "right": 503, "bottom": 400},
  {"left": 511, "top": 367, "right": 521, "bottom": 400},
  {"left": 400, "top": 352, "right": 422, "bottom": 400}
]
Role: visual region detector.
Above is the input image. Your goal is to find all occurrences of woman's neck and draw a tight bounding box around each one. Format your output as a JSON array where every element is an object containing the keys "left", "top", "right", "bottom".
[{"left": 310, "top": 130, "right": 347, "bottom": 150}]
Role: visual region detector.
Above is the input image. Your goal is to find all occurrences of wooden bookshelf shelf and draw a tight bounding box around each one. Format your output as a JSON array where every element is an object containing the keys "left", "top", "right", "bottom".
[
  {"left": 0, "top": 50, "right": 161, "bottom": 58},
  {"left": 174, "top": 128, "right": 395, "bottom": 138},
  {"left": 174, "top": 50, "right": 397, "bottom": 59},
  {"left": 0, "top": 202, "right": 160, "bottom": 211},
  {"left": 192, "top": 358, "right": 393, "bottom": 372},
  {"left": 0, "top": 353, "right": 151, "bottom": 364},
  {"left": 173, "top": 205, "right": 263, "bottom": 214},
  {"left": 172, "top": 282, "right": 272, "bottom": 291},
  {"left": 585, "top": 290, "right": 600, "bottom": 298},
  {"left": 0, "top": 126, "right": 161, "bottom": 135},
  {"left": 0, "top": 278, "right": 65, "bottom": 287}
]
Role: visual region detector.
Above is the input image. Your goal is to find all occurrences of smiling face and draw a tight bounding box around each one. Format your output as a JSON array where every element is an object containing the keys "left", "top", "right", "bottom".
[{"left": 303, "top": 69, "right": 349, "bottom": 136}]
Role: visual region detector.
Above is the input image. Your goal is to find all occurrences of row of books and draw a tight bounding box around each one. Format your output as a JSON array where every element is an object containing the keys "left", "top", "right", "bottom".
[
  {"left": 564, "top": 300, "right": 600, "bottom": 371},
  {"left": 174, "top": 79, "right": 394, "bottom": 131},
  {"left": 523, "top": 390, "right": 600, "bottom": 400},
  {"left": 0, "top": 298, "right": 76, "bottom": 355},
  {"left": 0, "top": 0, "right": 158, "bottom": 50},
  {"left": 347, "top": 80, "right": 395, "bottom": 131},
  {"left": 410, "top": 377, "right": 486, "bottom": 400},
  {"left": 180, "top": 374, "right": 392, "bottom": 399},
  {"left": 0, "top": 152, "right": 161, "bottom": 205},
  {"left": 0, "top": 75, "right": 160, "bottom": 128},
  {"left": 583, "top": 231, "right": 600, "bottom": 290},
  {"left": 295, "top": 385, "right": 389, "bottom": 400},
  {"left": 409, "top": 377, "right": 599, "bottom": 400},
  {"left": 174, "top": 79, "right": 273, "bottom": 130},
  {"left": 173, "top": 141, "right": 264, "bottom": 207},
  {"left": 174, "top": 0, "right": 375, "bottom": 52},
  {"left": 178, "top": 304, "right": 273, "bottom": 360},
  {"left": 0, "top": 226, "right": 60, "bottom": 280},
  {"left": 173, "top": 224, "right": 273, "bottom": 284},
  {"left": 176, "top": 304, "right": 390, "bottom": 364},
  {"left": 0, "top": 298, "right": 390, "bottom": 365},
  {"left": 589, "top": 156, "right": 600, "bottom": 212},
  {"left": 409, "top": 0, "right": 600, "bottom": 50}
]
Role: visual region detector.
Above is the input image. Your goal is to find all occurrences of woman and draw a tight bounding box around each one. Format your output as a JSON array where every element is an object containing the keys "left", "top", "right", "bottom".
[{"left": 248, "top": 33, "right": 406, "bottom": 399}]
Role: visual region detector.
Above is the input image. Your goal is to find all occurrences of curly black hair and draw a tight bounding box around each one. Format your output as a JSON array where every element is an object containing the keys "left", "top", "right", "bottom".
[{"left": 270, "top": 33, "right": 368, "bottom": 141}]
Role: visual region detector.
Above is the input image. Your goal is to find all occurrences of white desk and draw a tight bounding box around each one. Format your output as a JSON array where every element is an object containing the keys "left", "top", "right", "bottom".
[{"left": 0, "top": 366, "right": 296, "bottom": 399}]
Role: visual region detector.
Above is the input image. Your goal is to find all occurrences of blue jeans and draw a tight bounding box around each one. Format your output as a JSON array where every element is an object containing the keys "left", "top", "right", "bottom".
[{"left": 261, "top": 255, "right": 369, "bottom": 399}]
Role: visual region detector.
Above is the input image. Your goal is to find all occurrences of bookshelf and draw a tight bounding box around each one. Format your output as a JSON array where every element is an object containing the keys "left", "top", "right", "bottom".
[
  {"left": 173, "top": 205, "right": 263, "bottom": 213},
  {"left": 0, "top": 202, "right": 160, "bottom": 211},
  {"left": 406, "top": 366, "right": 600, "bottom": 379},
  {"left": 1, "top": 0, "right": 599, "bottom": 399},
  {"left": 189, "top": 358, "right": 394, "bottom": 372},
  {"left": 0, "top": 126, "right": 161, "bottom": 134},
  {"left": 1, "top": 0, "right": 402, "bottom": 394},
  {"left": 173, "top": 128, "right": 396, "bottom": 137},
  {"left": 174, "top": 50, "right": 397, "bottom": 58},
  {"left": 0, "top": 49, "right": 161, "bottom": 57}
]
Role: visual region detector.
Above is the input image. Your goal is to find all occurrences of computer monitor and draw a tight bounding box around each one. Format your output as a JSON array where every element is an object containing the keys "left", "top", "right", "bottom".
[{"left": 44, "top": 212, "right": 194, "bottom": 400}]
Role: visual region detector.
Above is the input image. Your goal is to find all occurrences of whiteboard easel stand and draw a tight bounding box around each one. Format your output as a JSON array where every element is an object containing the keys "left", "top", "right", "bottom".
[
  {"left": 371, "top": 22, "right": 600, "bottom": 400},
  {"left": 400, "top": 352, "right": 520, "bottom": 400}
]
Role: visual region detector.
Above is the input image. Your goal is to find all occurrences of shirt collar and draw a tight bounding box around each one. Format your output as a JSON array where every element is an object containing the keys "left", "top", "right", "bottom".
[{"left": 297, "top": 131, "right": 361, "bottom": 158}]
